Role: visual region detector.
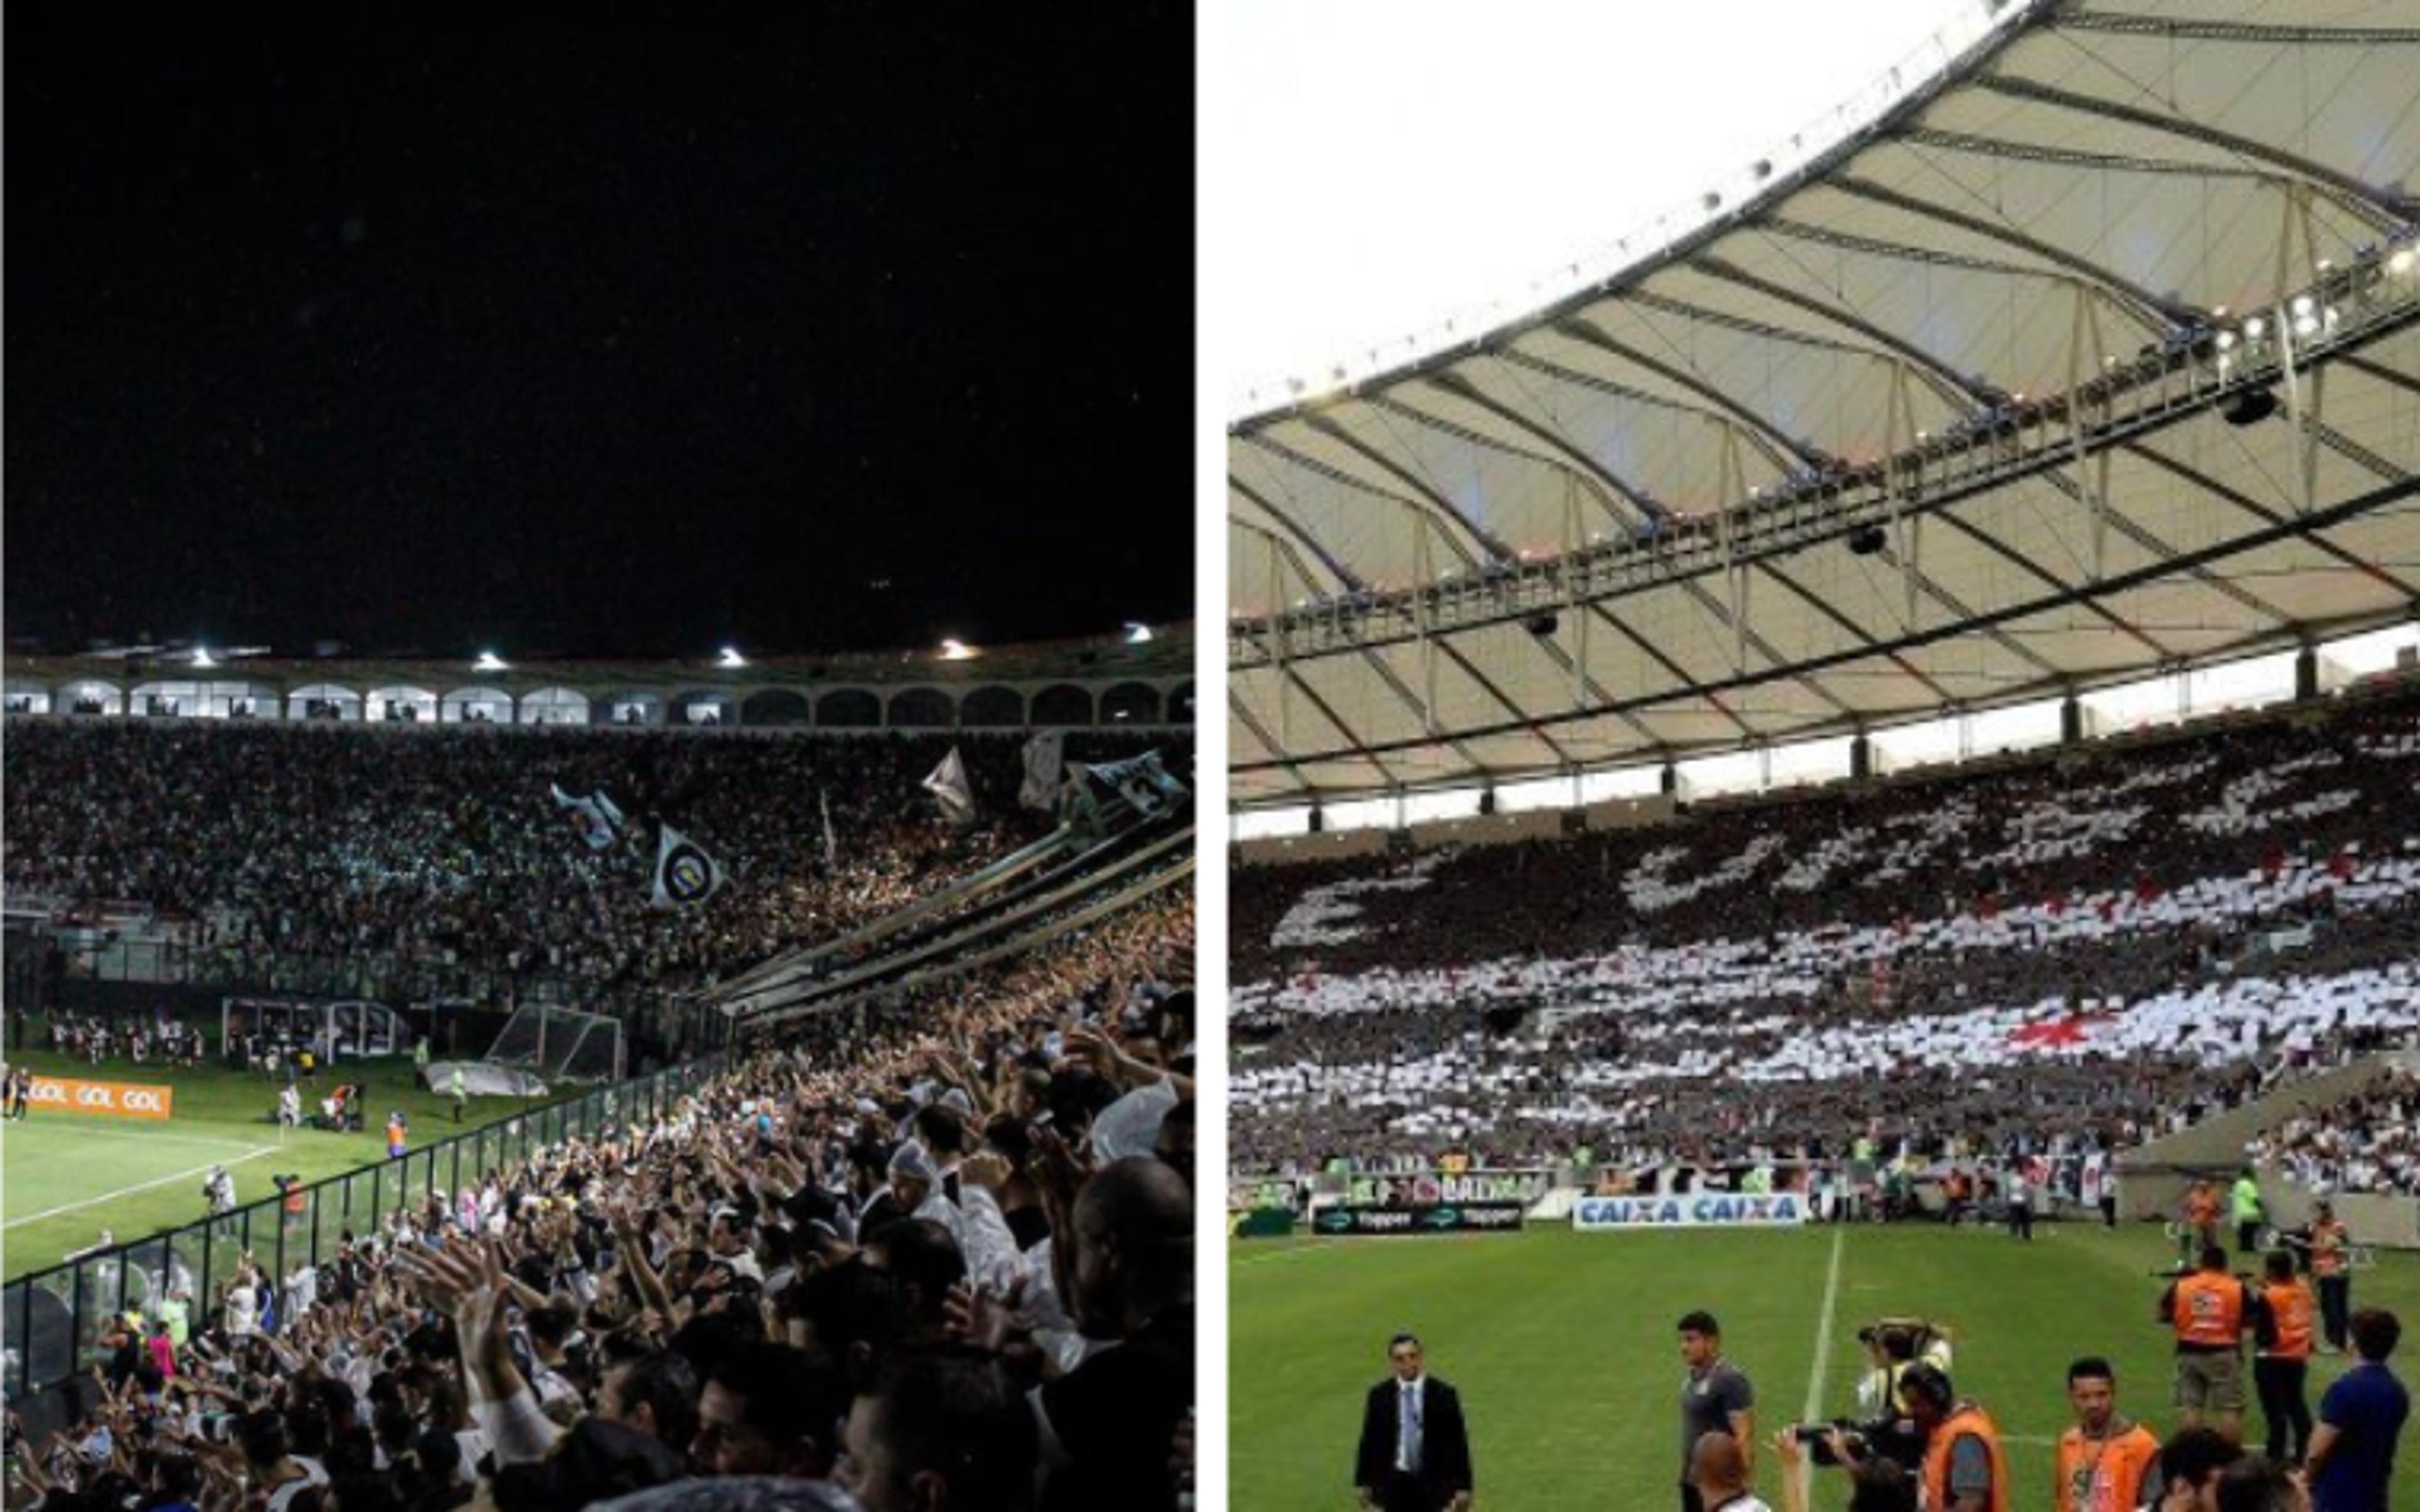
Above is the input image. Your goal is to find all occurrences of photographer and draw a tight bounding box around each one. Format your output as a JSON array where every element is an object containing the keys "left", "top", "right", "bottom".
[
  {"left": 1770, "top": 1427, "right": 1916, "bottom": 1512},
  {"left": 1853, "top": 1320, "right": 1952, "bottom": 1431}
]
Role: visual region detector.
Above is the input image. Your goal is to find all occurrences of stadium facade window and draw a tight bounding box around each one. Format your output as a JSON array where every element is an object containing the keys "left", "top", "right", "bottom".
[
  {"left": 815, "top": 688, "right": 881, "bottom": 728},
  {"left": 3, "top": 689, "right": 51, "bottom": 714},
  {"left": 1497, "top": 773, "right": 1580, "bottom": 813},
  {"left": 517, "top": 686, "right": 592, "bottom": 726},
  {"left": 1402, "top": 788, "right": 1483, "bottom": 825},
  {"left": 131, "top": 681, "right": 202, "bottom": 718},
  {"left": 1674, "top": 748, "right": 1765, "bottom": 799},
  {"left": 2080, "top": 673, "right": 2187, "bottom": 737},
  {"left": 1870, "top": 713, "right": 1962, "bottom": 774},
  {"left": 958, "top": 685, "right": 1025, "bottom": 728},
  {"left": 1030, "top": 684, "right": 1093, "bottom": 726},
  {"left": 64, "top": 682, "right": 124, "bottom": 716},
  {"left": 2184, "top": 650, "right": 2296, "bottom": 717},
  {"left": 2319, "top": 621, "right": 2420, "bottom": 687},
  {"left": 1098, "top": 682, "right": 1161, "bottom": 724},
  {"left": 1322, "top": 796, "right": 1397, "bottom": 833},
  {"left": 666, "top": 690, "right": 736, "bottom": 728},
  {"left": 601, "top": 691, "right": 665, "bottom": 726},
  {"left": 1577, "top": 765, "right": 1662, "bottom": 805},
  {"left": 887, "top": 687, "right": 957, "bottom": 729},
  {"left": 739, "top": 689, "right": 809, "bottom": 727},
  {"left": 1966, "top": 696, "right": 2064, "bottom": 756},
  {"left": 293, "top": 684, "right": 367, "bottom": 721},
  {"left": 366, "top": 685, "right": 435, "bottom": 723},
  {"left": 1766, "top": 734, "right": 1853, "bottom": 791},
  {"left": 440, "top": 687, "right": 516, "bottom": 724},
  {"left": 1233, "top": 805, "right": 1313, "bottom": 841}
]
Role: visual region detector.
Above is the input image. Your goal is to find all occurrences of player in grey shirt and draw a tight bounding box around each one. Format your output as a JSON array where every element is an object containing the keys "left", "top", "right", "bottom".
[{"left": 1679, "top": 1310, "right": 1756, "bottom": 1512}]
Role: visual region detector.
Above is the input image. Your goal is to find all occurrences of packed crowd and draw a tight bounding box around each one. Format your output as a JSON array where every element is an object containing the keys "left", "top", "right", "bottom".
[
  {"left": 5, "top": 724, "right": 1167, "bottom": 1008},
  {"left": 1231, "top": 688, "right": 2420, "bottom": 1177},
  {"left": 38, "top": 1012, "right": 205, "bottom": 1070},
  {"left": 2251, "top": 1068, "right": 2420, "bottom": 1198},
  {"left": 6, "top": 891, "right": 1197, "bottom": 1512}
]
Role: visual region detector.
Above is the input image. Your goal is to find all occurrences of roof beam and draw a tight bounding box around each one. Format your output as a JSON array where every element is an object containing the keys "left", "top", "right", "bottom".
[
  {"left": 1827, "top": 175, "right": 2184, "bottom": 332},
  {"left": 1551, "top": 314, "right": 1824, "bottom": 468},
  {"left": 1894, "top": 127, "right": 2393, "bottom": 234},
  {"left": 2056, "top": 12, "right": 2420, "bottom": 48},
  {"left": 1297, "top": 415, "right": 1514, "bottom": 561},
  {"left": 1691, "top": 256, "right": 1993, "bottom": 408},
  {"left": 1366, "top": 391, "right": 1645, "bottom": 529},
  {"left": 1406, "top": 375, "right": 1666, "bottom": 525},
  {"left": 1230, "top": 472, "right": 2418, "bottom": 774},
  {"left": 1974, "top": 73, "right": 2418, "bottom": 226},
  {"left": 1240, "top": 432, "right": 1495, "bottom": 572},
  {"left": 1228, "top": 484, "right": 1363, "bottom": 593},
  {"left": 2121, "top": 441, "right": 2420, "bottom": 600}
]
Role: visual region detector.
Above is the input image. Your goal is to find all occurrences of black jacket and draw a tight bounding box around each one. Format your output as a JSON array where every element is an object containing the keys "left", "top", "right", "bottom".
[{"left": 1356, "top": 1377, "right": 1473, "bottom": 1504}]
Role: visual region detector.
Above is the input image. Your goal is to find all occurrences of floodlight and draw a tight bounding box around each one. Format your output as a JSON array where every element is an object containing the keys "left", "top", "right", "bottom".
[
  {"left": 718, "top": 646, "right": 747, "bottom": 669},
  {"left": 1124, "top": 623, "right": 1155, "bottom": 644},
  {"left": 191, "top": 647, "right": 216, "bottom": 669},
  {"left": 938, "top": 639, "right": 977, "bottom": 662},
  {"left": 475, "top": 651, "right": 507, "bottom": 672}
]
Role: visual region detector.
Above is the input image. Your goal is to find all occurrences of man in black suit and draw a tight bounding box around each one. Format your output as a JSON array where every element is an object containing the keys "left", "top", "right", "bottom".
[{"left": 1356, "top": 1331, "right": 1474, "bottom": 1511}]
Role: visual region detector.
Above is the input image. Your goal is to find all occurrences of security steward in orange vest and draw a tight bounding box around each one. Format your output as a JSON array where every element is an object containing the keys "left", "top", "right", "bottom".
[
  {"left": 2160, "top": 1244, "right": 2257, "bottom": 1442},
  {"left": 2253, "top": 1247, "right": 2317, "bottom": 1465},
  {"left": 2308, "top": 1200, "right": 2352, "bottom": 1353},
  {"left": 2053, "top": 1356, "right": 2158, "bottom": 1512},
  {"left": 1903, "top": 1362, "right": 2006, "bottom": 1512}
]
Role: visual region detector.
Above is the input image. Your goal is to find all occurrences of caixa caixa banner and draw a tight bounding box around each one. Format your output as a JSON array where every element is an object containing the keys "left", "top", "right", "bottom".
[{"left": 1572, "top": 1193, "right": 1809, "bottom": 1230}]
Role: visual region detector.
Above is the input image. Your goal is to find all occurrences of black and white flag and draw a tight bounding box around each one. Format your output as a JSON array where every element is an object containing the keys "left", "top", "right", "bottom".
[
  {"left": 922, "top": 747, "right": 976, "bottom": 823},
  {"left": 550, "top": 785, "right": 627, "bottom": 852},
  {"left": 1018, "top": 730, "right": 1066, "bottom": 811},
  {"left": 650, "top": 825, "right": 727, "bottom": 909}
]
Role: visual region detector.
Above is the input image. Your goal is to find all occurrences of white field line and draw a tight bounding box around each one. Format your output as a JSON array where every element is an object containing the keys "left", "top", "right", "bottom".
[
  {"left": 3, "top": 1121, "right": 269, "bottom": 1152},
  {"left": 4, "top": 1145, "right": 276, "bottom": 1229},
  {"left": 1229, "top": 1239, "right": 1351, "bottom": 1269},
  {"left": 1790, "top": 1225, "right": 1849, "bottom": 1506}
]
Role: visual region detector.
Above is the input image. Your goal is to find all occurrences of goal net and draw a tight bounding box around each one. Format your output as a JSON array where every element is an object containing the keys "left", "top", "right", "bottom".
[{"left": 483, "top": 1004, "right": 626, "bottom": 1085}]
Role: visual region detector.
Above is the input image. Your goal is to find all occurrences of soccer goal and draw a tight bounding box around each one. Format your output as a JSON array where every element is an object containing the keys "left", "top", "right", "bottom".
[{"left": 481, "top": 1004, "right": 626, "bottom": 1085}]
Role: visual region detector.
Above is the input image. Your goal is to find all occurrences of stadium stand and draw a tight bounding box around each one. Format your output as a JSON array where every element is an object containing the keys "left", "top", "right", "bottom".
[
  {"left": 4, "top": 891, "right": 1195, "bottom": 1511},
  {"left": 2250, "top": 1068, "right": 2420, "bottom": 1199},
  {"left": 2, "top": 723, "right": 1174, "bottom": 1029},
  {"left": 1231, "top": 683, "right": 2420, "bottom": 1177}
]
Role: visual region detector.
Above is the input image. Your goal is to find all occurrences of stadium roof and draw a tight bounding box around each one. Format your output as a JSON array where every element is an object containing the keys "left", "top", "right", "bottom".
[{"left": 1228, "top": 0, "right": 2420, "bottom": 808}]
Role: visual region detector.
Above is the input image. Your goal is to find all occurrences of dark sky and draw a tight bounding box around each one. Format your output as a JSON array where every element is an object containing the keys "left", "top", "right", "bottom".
[{"left": 7, "top": 6, "right": 1194, "bottom": 657}]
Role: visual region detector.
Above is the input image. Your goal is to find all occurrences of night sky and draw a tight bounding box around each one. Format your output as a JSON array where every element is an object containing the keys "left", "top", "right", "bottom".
[{"left": 7, "top": 6, "right": 1193, "bottom": 658}]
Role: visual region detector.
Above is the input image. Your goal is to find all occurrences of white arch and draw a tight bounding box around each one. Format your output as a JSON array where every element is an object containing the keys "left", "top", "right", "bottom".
[
  {"left": 517, "top": 686, "right": 592, "bottom": 726},
  {"left": 440, "top": 686, "right": 516, "bottom": 725}
]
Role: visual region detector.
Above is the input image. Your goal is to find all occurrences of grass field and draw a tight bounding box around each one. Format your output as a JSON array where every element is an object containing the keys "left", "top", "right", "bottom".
[
  {"left": 1232, "top": 1220, "right": 2420, "bottom": 1511},
  {"left": 3, "top": 1037, "right": 543, "bottom": 1278}
]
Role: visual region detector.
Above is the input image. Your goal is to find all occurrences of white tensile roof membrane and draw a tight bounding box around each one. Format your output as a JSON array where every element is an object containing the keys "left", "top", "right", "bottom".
[{"left": 1228, "top": 0, "right": 2420, "bottom": 808}]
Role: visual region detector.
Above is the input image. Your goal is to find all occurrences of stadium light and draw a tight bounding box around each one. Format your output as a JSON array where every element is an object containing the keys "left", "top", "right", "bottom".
[
  {"left": 938, "top": 639, "right": 977, "bottom": 662},
  {"left": 718, "top": 646, "right": 747, "bottom": 669},
  {"left": 2391, "top": 249, "right": 2416, "bottom": 277},
  {"left": 190, "top": 647, "right": 217, "bottom": 669},
  {"left": 475, "top": 651, "right": 508, "bottom": 672},
  {"left": 1124, "top": 623, "right": 1155, "bottom": 644},
  {"left": 2244, "top": 316, "right": 2266, "bottom": 339}
]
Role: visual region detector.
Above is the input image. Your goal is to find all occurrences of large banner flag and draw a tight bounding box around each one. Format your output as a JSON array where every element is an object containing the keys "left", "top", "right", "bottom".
[
  {"left": 1080, "top": 751, "right": 1189, "bottom": 816},
  {"left": 1018, "top": 730, "right": 1066, "bottom": 812},
  {"left": 550, "top": 784, "right": 626, "bottom": 852},
  {"left": 923, "top": 747, "right": 976, "bottom": 823},
  {"left": 821, "top": 789, "right": 841, "bottom": 869},
  {"left": 650, "top": 825, "right": 727, "bottom": 909}
]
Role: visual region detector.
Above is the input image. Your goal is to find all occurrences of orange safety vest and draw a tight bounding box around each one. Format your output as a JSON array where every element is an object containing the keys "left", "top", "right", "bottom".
[
  {"left": 2054, "top": 1422, "right": 2159, "bottom": 1512},
  {"left": 1921, "top": 1403, "right": 2008, "bottom": 1512},
  {"left": 2172, "top": 1272, "right": 2247, "bottom": 1349},
  {"left": 2310, "top": 1220, "right": 2348, "bottom": 1278},
  {"left": 2262, "top": 1280, "right": 2315, "bottom": 1360}
]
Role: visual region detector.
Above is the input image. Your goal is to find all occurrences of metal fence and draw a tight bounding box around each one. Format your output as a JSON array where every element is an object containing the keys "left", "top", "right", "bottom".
[{"left": 0, "top": 1055, "right": 723, "bottom": 1407}]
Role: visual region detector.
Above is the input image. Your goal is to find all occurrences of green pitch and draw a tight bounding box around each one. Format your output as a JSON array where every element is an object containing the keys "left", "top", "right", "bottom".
[
  {"left": 1231, "top": 1221, "right": 2420, "bottom": 1511},
  {"left": 3, "top": 1037, "right": 536, "bottom": 1278}
]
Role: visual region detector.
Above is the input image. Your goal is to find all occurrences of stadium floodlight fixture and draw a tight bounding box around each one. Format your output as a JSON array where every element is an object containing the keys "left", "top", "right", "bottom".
[
  {"left": 2391, "top": 249, "right": 2416, "bottom": 277},
  {"left": 2291, "top": 294, "right": 2317, "bottom": 318},
  {"left": 938, "top": 638, "right": 977, "bottom": 662},
  {"left": 1124, "top": 623, "right": 1154, "bottom": 644},
  {"left": 2293, "top": 311, "right": 2320, "bottom": 338},
  {"left": 718, "top": 646, "right": 747, "bottom": 669},
  {"left": 474, "top": 650, "right": 508, "bottom": 672},
  {"left": 190, "top": 646, "right": 216, "bottom": 668},
  {"left": 2215, "top": 330, "right": 2237, "bottom": 352},
  {"left": 2244, "top": 316, "right": 2266, "bottom": 339}
]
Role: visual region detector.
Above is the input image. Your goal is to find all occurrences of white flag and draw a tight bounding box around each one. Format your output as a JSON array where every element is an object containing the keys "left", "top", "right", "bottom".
[
  {"left": 1018, "top": 730, "right": 1066, "bottom": 811},
  {"left": 550, "top": 785, "right": 627, "bottom": 852},
  {"left": 821, "top": 789, "right": 839, "bottom": 869},
  {"left": 650, "top": 825, "right": 726, "bottom": 909},
  {"left": 923, "top": 747, "right": 976, "bottom": 822},
  {"left": 1086, "top": 752, "right": 1189, "bottom": 816}
]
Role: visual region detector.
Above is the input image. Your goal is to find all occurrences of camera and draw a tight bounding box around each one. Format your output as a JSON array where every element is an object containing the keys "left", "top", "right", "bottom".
[{"left": 1791, "top": 1419, "right": 1872, "bottom": 1468}]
